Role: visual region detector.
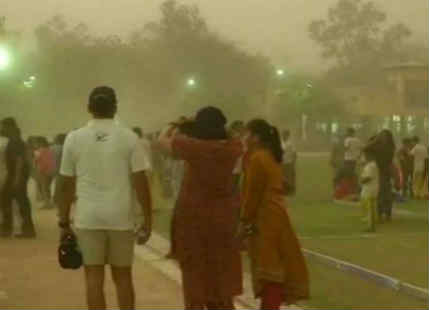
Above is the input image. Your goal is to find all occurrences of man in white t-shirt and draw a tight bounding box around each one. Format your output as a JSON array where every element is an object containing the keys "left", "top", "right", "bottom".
[
  {"left": 410, "top": 136, "right": 428, "bottom": 199},
  {"left": 343, "top": 127, "right": 362, "bottom": 191},
  {"left": 132, "top": 127, "right": 153, "bottom": 179},
  {"left": 58, "top": 86, "right": 152, "bottom": 309}
]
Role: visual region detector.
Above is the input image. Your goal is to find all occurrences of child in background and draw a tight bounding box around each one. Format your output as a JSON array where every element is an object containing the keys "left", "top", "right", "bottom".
[{"left": 360, "top": 148, "right": 379, "bottom": 232}]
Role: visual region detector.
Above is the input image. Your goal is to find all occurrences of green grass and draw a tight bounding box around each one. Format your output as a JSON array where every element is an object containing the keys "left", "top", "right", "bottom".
[{"left": 151, "top": 155, "right": 428, "bottom": 308}]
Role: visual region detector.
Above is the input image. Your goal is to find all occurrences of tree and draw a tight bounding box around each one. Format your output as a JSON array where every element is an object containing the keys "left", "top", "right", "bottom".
[
  {"left": 272, "top": 74, "right": 346, "bottom": 123},
  {"left": 133, "top": 0, "right": 271, "bottom": 119},
  {"left": 308, "top": 0, "right": 412, "bottom": 84}
]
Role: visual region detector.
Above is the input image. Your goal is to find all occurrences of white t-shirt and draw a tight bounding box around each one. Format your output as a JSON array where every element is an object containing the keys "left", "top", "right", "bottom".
[
  {"left": 282, "top": 139, "right": 296, "bottom": 164},
  {"left": 60, "top": 119, "right": 150, "bottom": 230},
  {"left": 361, "top": 161, "right": 379, "bottom": 199},
  {"left": 344, "top": 137, "right": 362, "bottom": 161},
  {"left": 0, "top": 136, "right": 9, "bottom": 188},
  {"left": 410, "top": 144, "right": 428, "bottom": 173}
]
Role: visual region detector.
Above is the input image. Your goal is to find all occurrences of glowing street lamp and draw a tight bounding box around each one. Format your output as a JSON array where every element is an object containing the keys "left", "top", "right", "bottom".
[
  {"left": 187, "top": 78, "right": 196, "bottom": 87},
  {"left": 0, "top": 47, "right": 11, "bottom": 71},
  {"left": 276, "top": 69, "right": 285, "bottom": 77}
]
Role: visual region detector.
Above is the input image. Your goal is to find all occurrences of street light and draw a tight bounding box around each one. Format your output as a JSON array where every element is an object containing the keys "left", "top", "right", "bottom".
[
  {"left": 0, "top": 47, "right": 11, "bottom": 71},
  {"left": 187, "top": 78, "right": 196, "bottom": 87},
  {"left": 276, "top": 69, "right": 285, "bottom": 77}
]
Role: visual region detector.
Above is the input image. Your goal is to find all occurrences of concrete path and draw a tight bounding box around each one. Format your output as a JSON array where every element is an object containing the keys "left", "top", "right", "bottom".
[{"left": 0, "top": 209, "right": 183, "bottom": 309}]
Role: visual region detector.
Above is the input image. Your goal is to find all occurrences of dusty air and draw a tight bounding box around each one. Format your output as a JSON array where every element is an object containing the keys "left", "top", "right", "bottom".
[{"left": 0, "top": 0, "right": 427, "bottom": 309}]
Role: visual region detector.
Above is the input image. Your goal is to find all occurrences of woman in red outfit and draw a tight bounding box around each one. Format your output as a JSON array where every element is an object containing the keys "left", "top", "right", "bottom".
[{"left": 160, "top": 107, "right": 243, "bottom": 309}]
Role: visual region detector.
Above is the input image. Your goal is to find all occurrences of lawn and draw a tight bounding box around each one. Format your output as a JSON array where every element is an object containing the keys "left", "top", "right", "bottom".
[{"left": 151, "top": 154, "right": 428, "bottom": 308}]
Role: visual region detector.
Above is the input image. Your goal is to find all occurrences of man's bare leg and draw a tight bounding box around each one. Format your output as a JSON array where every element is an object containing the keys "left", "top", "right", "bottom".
[
  {"left": 111, "top": 266, "right": 135, "bottom": 310},
  {"left": 84, "top": 265, "right": 106, "bottom": 310}
]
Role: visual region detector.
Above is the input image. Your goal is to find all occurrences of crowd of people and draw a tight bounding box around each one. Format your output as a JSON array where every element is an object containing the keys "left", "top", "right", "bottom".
[
  {"left": 0, "top": 84, "right": 426, "bottom": 309},
  {"left": 331, "top": 127, "right": 428, "bottom": 231},
  {"left": 0, "top": 120, "right": 68, "bottom": 238},
  {"left": 0, "top": 86, "right": 306, "bottom": 310}
]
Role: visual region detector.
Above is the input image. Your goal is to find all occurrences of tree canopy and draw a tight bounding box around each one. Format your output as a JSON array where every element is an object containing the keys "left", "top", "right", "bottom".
[
  {"left": 25, "top": 0, "right": 272, "bottom": 127},
  {"left": 308, "top": 0, "right": 415, "bottom": 84}
]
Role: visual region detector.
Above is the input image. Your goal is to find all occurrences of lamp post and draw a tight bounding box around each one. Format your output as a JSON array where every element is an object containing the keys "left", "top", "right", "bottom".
[{"left": 266, "top": 68, "right": 286, "bottom": 121}]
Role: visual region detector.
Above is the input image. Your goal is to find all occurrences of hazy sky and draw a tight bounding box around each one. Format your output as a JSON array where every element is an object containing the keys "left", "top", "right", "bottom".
[{"left": 3, "top": 0, "right": 428, "bottom": 72}]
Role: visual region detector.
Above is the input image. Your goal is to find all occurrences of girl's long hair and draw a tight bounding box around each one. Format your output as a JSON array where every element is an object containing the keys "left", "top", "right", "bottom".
[{"left": 247, "top": 119, "right": 283, "bottom": 163}]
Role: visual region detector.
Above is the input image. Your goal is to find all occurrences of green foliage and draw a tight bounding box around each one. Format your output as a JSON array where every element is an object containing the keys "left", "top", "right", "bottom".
[
  {"left": 272, "top": 74, "right": 346, "bottom": 124},
  {"left": 25, "top": 1, "right": 272, "bottom": 126}
]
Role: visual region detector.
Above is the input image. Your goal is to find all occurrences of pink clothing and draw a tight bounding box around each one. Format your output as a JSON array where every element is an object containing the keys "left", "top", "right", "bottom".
[{"left": 35, "top": 147, "right": 56, "bottom": 176}]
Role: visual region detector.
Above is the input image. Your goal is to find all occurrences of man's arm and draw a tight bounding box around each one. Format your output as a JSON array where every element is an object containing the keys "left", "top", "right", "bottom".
[
  {"left": 133, "top": 171, "right": 152, "bottom": 242},
  {"left": 57, "top": 175, "right": 76, "bottom": 228}
]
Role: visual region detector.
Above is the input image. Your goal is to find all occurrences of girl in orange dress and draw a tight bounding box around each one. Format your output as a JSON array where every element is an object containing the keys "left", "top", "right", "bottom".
[{"left": 239, "top": 119, "right": 309, "bottom": 309}]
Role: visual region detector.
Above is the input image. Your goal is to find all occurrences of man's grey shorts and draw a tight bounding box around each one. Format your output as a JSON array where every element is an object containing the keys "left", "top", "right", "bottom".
[{"left": 75, "top": 229, "right": 135, "bottom": 267}]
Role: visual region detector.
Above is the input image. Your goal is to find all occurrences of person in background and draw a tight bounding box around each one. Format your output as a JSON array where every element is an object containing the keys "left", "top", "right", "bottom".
[
  {"left": 58, "top": 86, "right": 152, "bottom": 310},
  {"left": 52, "top": 133, "right": 67, "bottom": 208},
  {"left": 34, "top": 137, "right": 56, "bottom": 209},
  {"left": 159, "top": 107, "right": 243, "bottom": 309},
  {"left": 132, "top": 127, "right": 153, "bottom": 183},
  {"left": 397, "top": 138, "right": 414, "bottom": 198},
  {"left": 281, "top": 129, "right": 297, "bottom": 196},
  {"left": 165, "top": 118, "right": 195, "bottom": 259},
  {"left": 359, "top": 148, "right": 379, "bottom": 232},
  {"left": 0, "top": 117, "right": 36, "bottom": 238},
  {"left": 423, "top": 147, "right": 429, "bottom": 200},
  {"left": 343, "top": 127, "right": 362, "bottom": 195},
  {"left": 366, "top": 129, "right": 396, "bottom": 222},
  {"left": 0, "top": 131, "right": 9, "bottom": 226},
  {"left": 240, "top": 119, "right": 309, "bottom": 310},
  {"left": 52, "top": 134, "right": 67, "bottom": 176},
  {"left": 28, "top": 136, "right": 43, "bottom": 202},
  {"left": 410, "top": 136, "right": 428, "bottom": 200},
  {"left": 330, "top": 134, "right": 345, "bottom": 191},
  {"left": 229, "top": 120, "right": 246, "bottom": 193}
]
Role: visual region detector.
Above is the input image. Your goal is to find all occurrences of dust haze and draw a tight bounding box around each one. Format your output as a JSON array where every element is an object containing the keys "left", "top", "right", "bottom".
[
  {"left": 4, "top": 0, "right": 428, "bottom": 72},
  {"left": 1, "top": 0, "right": 428, "bottom": 135}
]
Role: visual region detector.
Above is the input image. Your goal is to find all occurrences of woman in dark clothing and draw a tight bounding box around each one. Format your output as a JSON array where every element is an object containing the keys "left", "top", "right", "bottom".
[
  {"left": 0, "top": 118, "right": 36, "bottom": 238},
  {"left": 365, "top": 129, "right": 396, "bottom": 222}
]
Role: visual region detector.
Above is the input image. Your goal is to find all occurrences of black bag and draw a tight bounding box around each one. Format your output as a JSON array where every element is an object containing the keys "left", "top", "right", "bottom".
[{"left": 58, "top": 233, "right": 82, "bottom": 270}]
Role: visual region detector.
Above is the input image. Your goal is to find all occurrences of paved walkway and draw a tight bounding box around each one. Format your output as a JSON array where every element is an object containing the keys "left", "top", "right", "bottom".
[
  {"left": 0, "top": 209, "right": 184, "bottom": 309},
  {"left": 0, "top": 178, "right": 304, "bottom": 309}
]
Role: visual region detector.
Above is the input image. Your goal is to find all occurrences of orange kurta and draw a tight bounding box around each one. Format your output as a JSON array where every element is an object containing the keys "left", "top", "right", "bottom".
[{"left": 241, "top": 149, "right": 310, "bottom": 305}]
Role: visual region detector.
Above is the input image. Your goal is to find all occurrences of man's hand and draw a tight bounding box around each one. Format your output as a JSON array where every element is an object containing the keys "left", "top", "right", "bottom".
[
  {"left": 136, "top": 224, "right": 151, "bottom": 245},
  {"left": 60, "top": 226, "right": 75, "bottom": 242},
  {"left": 132, "top": 171, "right": 152, "bottom": 245}
]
